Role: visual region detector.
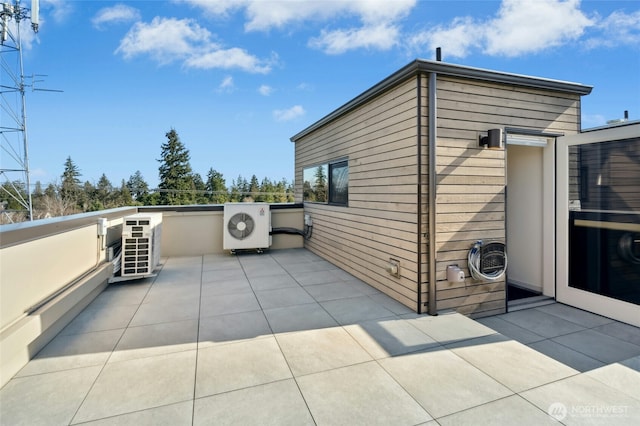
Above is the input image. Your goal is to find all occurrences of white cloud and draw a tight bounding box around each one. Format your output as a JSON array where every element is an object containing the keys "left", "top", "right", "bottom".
[
  {"left": 484, "top": 0, "right": 593, "bottom": 56},
  {"left": 116, "top": 17, "right": 271, "bottom": 73},
  {"left": 185, "top": 47, "right": 272, "bottom": 73},
  {"left": 42, "top": 0, "right": 73, "bottom": 24},
  {"left": 258, "top": 85, "right": 274, "bottom": 96},
  {"left": 273, "top": 105, "right": 305, "bottom": 122},
  {"left": 309, "top": 23, "right": 399, "bottom": 55},
  {"left": 409, "top": 17, "right": 479, "bottom": 59},
  {"left": 297, "top": 82, "right": 313, "bottom": 91},
  {"left": 409, "top": 0, "right": 595, "bottom": 58},
  {"left": 242, "top": 0, "right": 415, "bottom": 31},
  {"left": 584, "top": 10, "right": 640, "bottom": 49},
  {"left": 183, "top": 0, "right": 416, "bottom": 54},
  {"left": 92, "top": 4, "right": 141, "bottom": 29},
  {"left": 116, "top": 17, "right": 213, "bottom": 64},
  {"left": 218, "top": 75, "right": 234, "bottom": 92},
  {"left": 180, "top": 0, "right": 249, "bottom": 17}
]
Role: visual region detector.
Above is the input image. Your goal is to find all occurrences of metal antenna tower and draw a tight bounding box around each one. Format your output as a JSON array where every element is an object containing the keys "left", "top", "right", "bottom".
[{"left": 1, "top": 0, "right": 39, "bottom": 222}]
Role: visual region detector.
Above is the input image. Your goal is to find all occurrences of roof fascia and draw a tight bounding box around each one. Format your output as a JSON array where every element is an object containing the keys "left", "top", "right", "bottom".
[{"left": 290, "top": 59, "right": 593, "bottom": 142}]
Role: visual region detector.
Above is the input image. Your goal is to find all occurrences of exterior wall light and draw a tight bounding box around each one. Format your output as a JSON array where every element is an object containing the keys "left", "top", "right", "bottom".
[{"left": 479, "top": 128, "right": 503, "bottom": 150}]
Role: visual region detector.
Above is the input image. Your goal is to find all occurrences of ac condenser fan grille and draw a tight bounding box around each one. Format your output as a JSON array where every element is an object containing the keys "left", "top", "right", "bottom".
[{"left": 228, "top": 213, "right": 255, "bottom": 240}]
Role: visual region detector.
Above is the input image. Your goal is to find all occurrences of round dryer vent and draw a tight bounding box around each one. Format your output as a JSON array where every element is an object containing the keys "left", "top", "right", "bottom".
[{"left": 227, "top": 213, "right": 255, "bottom": 240}]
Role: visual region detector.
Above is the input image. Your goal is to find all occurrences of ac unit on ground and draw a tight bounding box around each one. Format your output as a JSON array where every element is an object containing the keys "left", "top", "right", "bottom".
[
  {"left": 223, "top": 203, "right": 271, "bottom": 253},
  {"left": 121, "top": 212, "right": 162, "bottom": 277}
]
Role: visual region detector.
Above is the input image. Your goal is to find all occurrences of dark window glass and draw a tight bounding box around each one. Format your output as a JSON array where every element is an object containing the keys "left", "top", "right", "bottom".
[
  {"left": 329, "top": 161, "right": 348, "bottom": 205},
  {"left": 568, "top": 137, "right": 640, "bottom": 305}
]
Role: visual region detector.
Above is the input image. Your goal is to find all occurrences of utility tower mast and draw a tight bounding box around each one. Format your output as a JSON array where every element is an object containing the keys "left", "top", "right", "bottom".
[{"left": 1, "top": 0, "right": 39, "bottom": 221}]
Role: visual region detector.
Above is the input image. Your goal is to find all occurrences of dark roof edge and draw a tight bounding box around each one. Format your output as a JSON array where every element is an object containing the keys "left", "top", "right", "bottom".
[{"left": 290, "top": 59, "right": 593, "bottom": 142}]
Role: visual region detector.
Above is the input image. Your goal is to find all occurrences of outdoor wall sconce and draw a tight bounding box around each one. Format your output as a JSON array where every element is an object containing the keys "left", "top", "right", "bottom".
[{"left": 479, "top": 128, "right": 503, "bottom": 150}]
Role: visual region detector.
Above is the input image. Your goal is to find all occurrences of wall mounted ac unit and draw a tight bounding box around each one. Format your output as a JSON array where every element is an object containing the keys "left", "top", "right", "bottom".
[
  {"left": 121, "top": 212, "right": 162, "bottom": 277},
  {"left": 223, "top": 203, "right": 271, "bottom": 253}
]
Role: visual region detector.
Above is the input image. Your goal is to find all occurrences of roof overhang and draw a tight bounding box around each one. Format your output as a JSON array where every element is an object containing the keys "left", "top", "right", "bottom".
[{"left": 290, "top": 59, "right": 593, "bottom": 142}]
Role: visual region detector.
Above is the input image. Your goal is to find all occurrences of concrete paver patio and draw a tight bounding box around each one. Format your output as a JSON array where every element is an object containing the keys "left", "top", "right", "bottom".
[{"left": 1, "top": 248, "right": 640, "bottom": 425}]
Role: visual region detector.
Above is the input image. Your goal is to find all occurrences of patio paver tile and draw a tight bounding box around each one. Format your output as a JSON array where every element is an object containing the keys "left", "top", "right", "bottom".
[
  {"left": 59, "top": 303, "right": 139, "bottom": 336},
  {"left": 320, "top": 295, "right": 396, "bottom": 325},
  {"left": 527, "top": 339, "right": 605, "bottom": 372},
  {"left": 593, "top": 321, "right": 640, "bottom": 347},
  {"left": 248, "top": 273, "right": 300, "bottom": 291},
  {"left": 130, "top": 298, "right": 200, "bottom": 327},
  {"left": 534, "top": 303, "right": 615, "bottom": 328},
  {"left": 297, "top": 361, "right": 432, "bottom": 426},
  {"left": 200, "top": 278, "right": 252, "bottom": 297},
  {"left": 344, "top": 317, "right": 441, "bottom": 359},
  {"left": 276, "top": 326, "right": 373, "bottom": 376},
  {"left": 0, "top": 366, "right": 102, "bottom": 426},
  {"left": 263, "top": 303, "right": 338, "bottom": 334},
  {"left": 73, "top": 350, "right": 196, "bottom": 424},
  {"left": 408, "top": 311, "right": 497, "bottom": 344},
  {"left": 193, "top": 379, "right": 314, "bottom": 426},
  {"left": 195, "top": 336, "right": 291, "bottom": 398},
  {"left": 586, "top": 362, "right": 640, "bottom": 401},
  {"left": 446, "top": 334, "right": 578, "bottom": 392},
  {"left": 498, "top": 309, "right": 586, "bottom": 338},
  {"left": 520, "top": 373, "right": 640, "bottom": 425},
  {"left": 76, "top": 401, "right": 193, "bottom": 426},
  {"left": 254, "top": 286, "right": 315, "bottom": 310},
  {"left": 476, "top": 315, "right": 546, "bottom": 344},
  {"left": 16, "top": 328, "right": 123, "bottom": 377},
  {"left": 551, "top": 329, "right": 640, "bottom": 364},
  {"left": 436, "top": 395, "right": 560, "bottom": 426},
  {"left": 109, "top": 319, "right": 198, "bottom": 363},
  {"left": 198, "top": 309, "right": 272, "bottom": 348},
  {"left": 379, "top": 346, "right": 513, "bottom": 418},
  {"left": 304, "top": 281, "right": 366, "bottom": 302},
  {"left": 199, "top": 291, "right": 261, "bottom": 318}
]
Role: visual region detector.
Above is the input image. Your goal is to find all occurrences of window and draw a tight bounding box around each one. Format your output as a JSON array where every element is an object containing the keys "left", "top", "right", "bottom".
[
  {"left": 303, "top": 159, "right": 348, "bottom": 206},
  {"left": 329, "top": 160, "right": 348, "bottom": 205}
]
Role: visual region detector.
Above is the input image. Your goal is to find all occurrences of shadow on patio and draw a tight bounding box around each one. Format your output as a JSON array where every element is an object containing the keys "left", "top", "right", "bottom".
[{"left": 2, "top": 248, "right": 640, "bottom": 425}]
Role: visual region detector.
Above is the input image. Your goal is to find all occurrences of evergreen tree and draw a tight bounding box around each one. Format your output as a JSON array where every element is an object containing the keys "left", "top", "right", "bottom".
[
  {"left": 126, "top": 170, "right": 150, "bottom": 203},
  {"left": 157, "top": 129, "right": 195, "bottom": 205},
  {"left": 115, "top": 179, "right": 133, "bottom": 206},
  {"left": 0, "top": 181, "right": 26, "bottom": 211},
  {"left": 260, "top": 177, "right": 275, "bottom": 203},
  {"left": 314, "top": 165, "right": 327, "bottom": 202},
  {"left": 95, "top": 174, "right": 113, "bottom": 208},
  {"left": 60, "top": 156, "right": 81, "bottom": 209},
  {"left": 84, "top": 181, "right": 101, "bottom": 211},
  {"left": 192, "top": 173, "right": 208, "bottom": 204},
  {"left": 249, "top": 174, "right": 260, "bottom": 201},
  {"left": 230, "top": 174, "right": 248, "bottom": 202},
  {"left": 205, "top": 168, "right": 228, "bottom": 204}
]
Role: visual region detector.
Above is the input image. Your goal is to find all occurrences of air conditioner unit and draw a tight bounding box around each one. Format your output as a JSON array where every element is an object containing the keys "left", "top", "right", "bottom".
[
  {"left": 120, "top": 212, "right": 162, "bottom": 277},
  {"left": 223, "top": 203, "right": 271, "bottom": 253}
]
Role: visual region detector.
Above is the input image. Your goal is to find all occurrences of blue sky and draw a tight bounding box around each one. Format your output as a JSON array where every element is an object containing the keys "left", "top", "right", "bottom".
[{"left": 5, "top": 0, "right": 640, "bottom": 189}]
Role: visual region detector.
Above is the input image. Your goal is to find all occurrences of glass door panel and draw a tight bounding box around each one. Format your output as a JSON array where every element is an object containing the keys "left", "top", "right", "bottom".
[{"left": 557, "top": 124, "right": 640, "bottom": 326}]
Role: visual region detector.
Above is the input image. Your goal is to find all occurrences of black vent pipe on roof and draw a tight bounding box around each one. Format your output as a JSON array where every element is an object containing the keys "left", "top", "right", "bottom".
[
  {"left": 436, "top": 47, "right": 442, "bottom": 61},
  {"left": 624, "top": 110, "right": 629, "bottom": 120}
]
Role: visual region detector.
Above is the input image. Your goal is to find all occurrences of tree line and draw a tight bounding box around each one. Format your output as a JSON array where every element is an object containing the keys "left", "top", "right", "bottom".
[{"left": 1, "top": 129, "right": 294, "bottom": 223}]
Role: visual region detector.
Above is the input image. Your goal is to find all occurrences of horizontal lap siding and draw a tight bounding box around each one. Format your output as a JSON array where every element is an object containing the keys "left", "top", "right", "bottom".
[
  {"left": 295, "top": 78, "right": 421, "bottom": 310},
  {"left": 434, "top": 77, "right": 581, "bottom": 318}
]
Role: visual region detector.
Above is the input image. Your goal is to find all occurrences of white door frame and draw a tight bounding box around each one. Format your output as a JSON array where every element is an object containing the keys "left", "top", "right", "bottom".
[
  {"left": 504, "top": 130, "right": 557, "bottom": 299},
  {"left": 556, "top": 123, "right": 640, "bottom": 327}
]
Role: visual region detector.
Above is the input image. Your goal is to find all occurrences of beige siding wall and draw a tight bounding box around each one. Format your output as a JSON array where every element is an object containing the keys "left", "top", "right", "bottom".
[
  {"left": 294, "top": 71, "right": 583, "bottom": 317},
  {"left": 295, "top": 78, "right": 421, "bottom": 310},
  {"left": 435, "top": 76, "right": 581, "bottom": 317}
]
